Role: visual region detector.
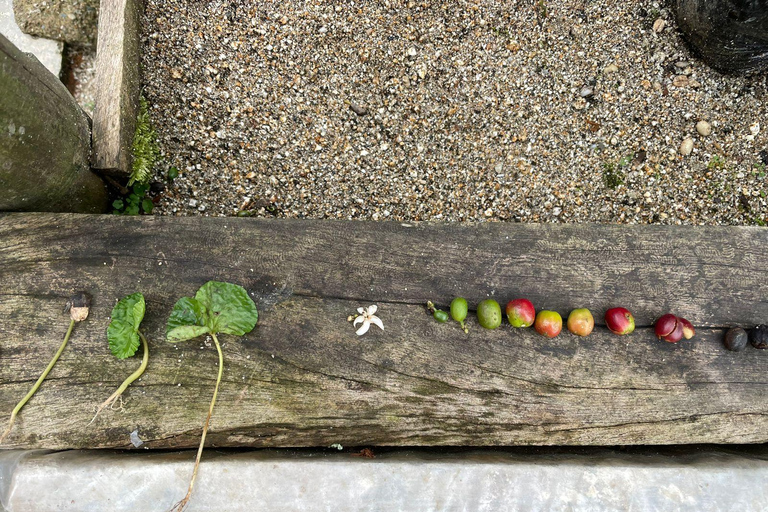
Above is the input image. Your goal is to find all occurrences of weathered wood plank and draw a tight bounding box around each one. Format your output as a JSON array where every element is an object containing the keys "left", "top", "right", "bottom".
[
  {"left": 91, "top": 0, "right": 142, "bottom": 175},
  {"left": 0, "top": 213, "right": 766, "bottom": 450},
  {"left": 0, "top": 34, "right": 108, "bottom": 213}
]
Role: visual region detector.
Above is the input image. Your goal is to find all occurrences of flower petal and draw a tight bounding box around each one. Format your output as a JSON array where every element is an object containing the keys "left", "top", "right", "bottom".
[
  {"left": 369, "top": 315, "right": 384, "bottom": 331},
  {"left": 353, "top": 315, "right": 364, "bottom": 327},
  {"left": 357, "top": 307, "right": 365, "bottom": 314},
  {"left": 355, "top": 320, "right": 370, "bottom": 336},
  {"left": 367, "top": 305, "right": 378, "bottom": 315}
]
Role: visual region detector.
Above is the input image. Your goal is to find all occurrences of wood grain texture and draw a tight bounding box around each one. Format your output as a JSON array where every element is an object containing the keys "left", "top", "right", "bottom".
[
  {"left": 0, "top": 213, "right": 766, "bottom": 450},
  {"left": 0, "top": 34, "right": 108, "bottom": 213},
  {"left": 90, "top": 0, "right": 142, "bottom": 174}
]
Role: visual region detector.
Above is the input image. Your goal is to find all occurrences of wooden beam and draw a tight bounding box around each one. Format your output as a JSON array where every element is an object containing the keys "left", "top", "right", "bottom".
[
  {"left": 0, "top": 214, "right": 766, "bottom": 450},
  {"left": 91, "top": 0, "right": 142, "bottom": 175},
  {"left": 0, "top": 34, "right": 107, "bottom": 213}
]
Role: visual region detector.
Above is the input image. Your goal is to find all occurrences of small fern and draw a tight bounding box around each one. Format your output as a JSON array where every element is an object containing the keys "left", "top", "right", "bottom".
[{"left": 130, "top": 95, "right": 160, "bottom": 185}]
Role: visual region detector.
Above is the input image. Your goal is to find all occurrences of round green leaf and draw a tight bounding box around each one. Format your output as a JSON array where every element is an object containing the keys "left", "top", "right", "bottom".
[
  {"left": 141, "top": 198, "right": 154, "bottom": 214},
  {"left": 194, "top": 281, "right": 258, "bottom": 336},
  {"left": 166, "top": 297, "right": 209, "bottom": 343},
  {"left": 107, "top": 293, "right": 145, "bottom": 359}
]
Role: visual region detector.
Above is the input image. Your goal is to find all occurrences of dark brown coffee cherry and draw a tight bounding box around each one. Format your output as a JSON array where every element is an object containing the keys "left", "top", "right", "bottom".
[
  {"left": 724, "top": 328, "right": 749, "bottom": 352},
  {"left": 750, "top": 324, "right": 768, "bottom": 349}
]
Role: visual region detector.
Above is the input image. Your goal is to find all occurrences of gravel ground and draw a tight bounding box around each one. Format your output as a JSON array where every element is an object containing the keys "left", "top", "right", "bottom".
[{"left": 141, "top": 0, "right": 768, "bottom": 224}]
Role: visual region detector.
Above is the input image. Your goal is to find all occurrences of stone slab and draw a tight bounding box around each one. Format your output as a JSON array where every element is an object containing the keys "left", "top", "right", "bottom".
[
  {"left": 1, "top": 447, "right": 767, "bottom": 511},
  {"left": 12, "top": 0, "right": 98, "bottom": 47},
  {"left": 0, "top": 0, "right": 61, "bottom": 75}
]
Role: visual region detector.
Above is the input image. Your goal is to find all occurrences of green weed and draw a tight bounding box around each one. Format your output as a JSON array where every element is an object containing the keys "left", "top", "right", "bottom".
[{"left": 130, "top": 95, "right": 160, "bottom": 185}]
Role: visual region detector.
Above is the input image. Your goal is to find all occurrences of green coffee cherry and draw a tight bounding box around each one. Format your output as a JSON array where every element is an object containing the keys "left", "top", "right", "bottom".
[
  {"left": 450, "top": 297, "right": 468, "bottom": 332},
  {"left": 433, "top": 310, "right": 450, "bottom": 323},
  {"left": 477, "top": 299, "right": 502, "bottom": 329}
]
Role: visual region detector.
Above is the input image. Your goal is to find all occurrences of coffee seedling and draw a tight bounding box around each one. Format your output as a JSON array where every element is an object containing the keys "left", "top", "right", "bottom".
[
  {"left": 91, "top": 293, "right": 150, "bottom": 423},
  {"left": 1, "top": 292, "right": 91, "bottom": 443},
  {"left": 166, "top": 281, "right": 258, "bottom": 512}
]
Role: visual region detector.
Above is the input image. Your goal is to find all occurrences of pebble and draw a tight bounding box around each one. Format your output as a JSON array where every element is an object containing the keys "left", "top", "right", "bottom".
[
  {"left": 679, "top": 138, "right": 694, "bottom": 156},
  {"left": 653, "top": 18, "right": 666, "bottom": 33},
  {"left": 349, "top": 103, "right": 367, "bottom": 116},
  {"left": 604, "top": 63, "right": 619, "bottom": 73},
  {"left": 696, "top": 121, "right": 712, "bottom": 136}
]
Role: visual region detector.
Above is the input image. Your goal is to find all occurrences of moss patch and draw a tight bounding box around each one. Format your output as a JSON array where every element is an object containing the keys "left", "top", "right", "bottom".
[{"left": 130, "top": 95, "right": 160, "bottom": 185}]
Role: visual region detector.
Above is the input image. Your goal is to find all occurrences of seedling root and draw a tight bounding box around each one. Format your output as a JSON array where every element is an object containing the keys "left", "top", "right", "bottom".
[
  {"left": 1, "top": 319, "right": 76, "bottom": 444},
  {"left": 89, "top": 332, "right": 149, "bottom": 425},
  {"left": 168, "top": 332, "right": 224, "bottom": 512}
]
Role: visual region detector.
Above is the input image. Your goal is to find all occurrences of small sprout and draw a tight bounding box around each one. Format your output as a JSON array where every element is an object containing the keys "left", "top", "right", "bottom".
[
  {"left": 329, "top": 443, "right": 344, "bottom": 450},
  {"left": 90, "top": 293, "right": 150, "bottom": 424},
  {"left": 426, "top": 301, "right": 449, "bottom": 323},
  {"left": 1, "top": 292, "right": 90, "bottom": 444},
  {"left": 167, "top": 281, "right": 258, "bottom": 512},
  {"left": 352, "top": 305, "right": 384, "bottom": 336}
]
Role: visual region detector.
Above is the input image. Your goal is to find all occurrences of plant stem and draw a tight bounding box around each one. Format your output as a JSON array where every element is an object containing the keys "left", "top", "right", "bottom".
[
  {"left": 169, "top": 332, "right": 223, "bottom": 512},
  {"left": 90, "top": 331, "right": 150, "bottom": 424},
  {"left": 1, "top": 319, "right": 76, "bottom": 444}
]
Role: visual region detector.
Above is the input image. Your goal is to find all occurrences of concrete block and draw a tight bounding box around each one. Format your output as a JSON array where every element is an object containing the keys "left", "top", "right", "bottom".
[
  {"left": 0, "top": 0, "right": 62, "bottom": 75},
  {"left": 1, "top": 447, "right": 767, "bottom": 511},
  {"left": 12, "top": 0, "right": 98, "bottom": 47}
]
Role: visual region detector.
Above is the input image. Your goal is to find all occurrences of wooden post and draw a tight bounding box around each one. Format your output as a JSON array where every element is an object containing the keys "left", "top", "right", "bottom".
[
  {"left": 1, "top": 215, "right": 767, "bottom": 450},
  {"left": 0, "top": 34, "right": 108, "bottom": 213},
  {"left": 91, "top": 0, "right": 143, "bottom": 176}
]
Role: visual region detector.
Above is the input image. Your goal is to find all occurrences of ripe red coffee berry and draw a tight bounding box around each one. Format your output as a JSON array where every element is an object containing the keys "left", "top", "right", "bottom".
[
  {"left": 605, "top": 307, "right": 635, "bottom": 335},
  {"left": 679, "top": 317, "right": 695, "bottom": 340},
  {"left": 654, "top": 314, "right": 677, "bottom": 339},
  {"left": 663, "top": 321, "right": 684, "bottom": 343}
]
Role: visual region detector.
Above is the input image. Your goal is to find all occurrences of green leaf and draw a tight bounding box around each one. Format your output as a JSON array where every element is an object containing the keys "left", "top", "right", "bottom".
[
  {"left": 168, "top": 167, "right": 179, "bottom": 180},
  {"left": 167, "top": 324, "right": 209, "bottom": 343},
  {"left": 194, "top": 281, "right": 258, "bottom": 336},
  {"left": 126, "top": 205, "right": 140, "bottom": 216},
  {"left": 141, "top": 198, "right": 154, "bottom": 214},
  {"left": 166, "top": 297, "right": 209, "bottom": 342},
  {"left": 112, "top": 199, "right": 124, "bottom": 210},
  {"left": 107, "top": 293, "right": 146, "bottom": 359}
]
